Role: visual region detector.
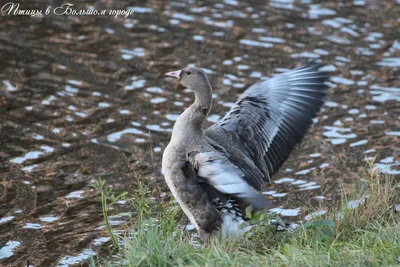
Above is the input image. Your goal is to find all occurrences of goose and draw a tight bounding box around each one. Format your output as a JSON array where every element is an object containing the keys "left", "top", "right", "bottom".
[{"left": 162, "top": 62, "right": 329, "bottom": 240}]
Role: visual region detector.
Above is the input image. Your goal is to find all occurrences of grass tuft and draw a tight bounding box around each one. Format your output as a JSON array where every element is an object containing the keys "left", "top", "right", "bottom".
[{"left": 93, "top": 170, "right": 400, "bottom": 267}]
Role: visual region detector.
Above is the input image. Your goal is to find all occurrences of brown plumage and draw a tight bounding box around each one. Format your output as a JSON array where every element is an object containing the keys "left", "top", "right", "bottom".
[{"left": 162, "top": 63, "right": 329, "bottom": 238}]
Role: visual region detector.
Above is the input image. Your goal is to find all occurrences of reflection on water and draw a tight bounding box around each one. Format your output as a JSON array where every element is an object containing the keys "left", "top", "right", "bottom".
[
  {"left": 0, "top": 0, "right": 399, "bottom": 265},
  {"left": 0, "top": 241, "right": 21, "bottom": 260}
]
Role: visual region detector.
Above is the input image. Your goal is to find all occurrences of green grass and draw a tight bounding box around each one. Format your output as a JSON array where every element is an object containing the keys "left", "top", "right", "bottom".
[{"left": 92, "top": 169, "right": 400, "bottom": 267}]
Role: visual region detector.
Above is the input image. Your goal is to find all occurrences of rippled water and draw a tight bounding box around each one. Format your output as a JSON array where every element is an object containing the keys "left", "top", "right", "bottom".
[{"left": 1, "top": 0, "right": 399, "bottom": 265}]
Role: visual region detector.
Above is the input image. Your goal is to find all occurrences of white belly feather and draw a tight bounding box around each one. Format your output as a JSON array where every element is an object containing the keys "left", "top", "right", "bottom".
[{"left": 219, "top": 213, "right": 251, "bottom": 238}]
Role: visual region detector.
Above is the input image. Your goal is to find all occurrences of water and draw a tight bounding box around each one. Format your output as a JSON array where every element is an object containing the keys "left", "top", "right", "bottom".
[{"left": 0, "top": 0, "right": 399, "bottom": 265}]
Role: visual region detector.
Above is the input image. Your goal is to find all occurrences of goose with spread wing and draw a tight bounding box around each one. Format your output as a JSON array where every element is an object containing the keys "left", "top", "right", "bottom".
[{"left": 162, "top": 62, "right": 329, "bottom": 239}]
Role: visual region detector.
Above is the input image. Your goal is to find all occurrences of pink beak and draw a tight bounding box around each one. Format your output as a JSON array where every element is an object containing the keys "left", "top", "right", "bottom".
[{"left": 164, "top": 70, "right": 182, "bottom": 79}]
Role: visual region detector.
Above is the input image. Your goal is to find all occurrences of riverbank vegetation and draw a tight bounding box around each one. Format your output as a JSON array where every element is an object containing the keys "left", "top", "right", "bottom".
[{"left": 92, "top": 166, "right": 400, "bottom": 267}]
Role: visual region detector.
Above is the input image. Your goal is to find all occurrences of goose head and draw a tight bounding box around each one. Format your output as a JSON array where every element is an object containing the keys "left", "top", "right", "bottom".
[{"left": 165, "top": 67, "right": 211, "bottom": 93}]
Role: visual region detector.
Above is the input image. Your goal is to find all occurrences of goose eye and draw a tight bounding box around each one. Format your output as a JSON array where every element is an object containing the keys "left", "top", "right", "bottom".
[{"left": 185, "top": 71, "right": 191, "bottom": 75}]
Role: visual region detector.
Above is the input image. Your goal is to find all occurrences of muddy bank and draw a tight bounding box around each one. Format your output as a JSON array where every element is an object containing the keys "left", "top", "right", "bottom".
[{"left": 0, "top": 0, "right": 399, "bottom": 265}]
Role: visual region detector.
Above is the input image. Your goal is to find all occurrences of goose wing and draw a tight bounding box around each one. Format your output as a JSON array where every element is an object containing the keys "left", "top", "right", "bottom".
[
  {"left": 188, "top": 151, "right": 271, "bottom": 210},
  {"left": 205, "top": 62, "right": 329, "bottom": 190}
]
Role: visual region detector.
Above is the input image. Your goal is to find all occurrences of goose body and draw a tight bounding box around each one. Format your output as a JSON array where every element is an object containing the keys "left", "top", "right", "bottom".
[{"left": 162, "top": 63, "right": 329, "bottom": 238}]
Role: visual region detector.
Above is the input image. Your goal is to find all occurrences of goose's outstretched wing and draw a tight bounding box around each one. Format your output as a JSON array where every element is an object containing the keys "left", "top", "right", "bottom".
[
  {"left": 188, "top": 151, "right": 271, "bottom": 210},
  {"left": 205, "top": 63, "right": 329, "bottom": 190}
]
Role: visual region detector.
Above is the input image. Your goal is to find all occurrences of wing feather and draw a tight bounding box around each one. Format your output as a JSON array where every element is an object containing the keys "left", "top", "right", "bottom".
[
  {"left": 205, "top": 62, "right": 329, "bottom": 189},
  {"left": 191, "top": 152, "right": 271, "bottom": 210}
]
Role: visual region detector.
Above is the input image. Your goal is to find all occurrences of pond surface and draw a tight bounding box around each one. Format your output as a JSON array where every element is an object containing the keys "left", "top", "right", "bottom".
[{"left": 1, "top": 0, "right": 399, "bottom": 265}]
